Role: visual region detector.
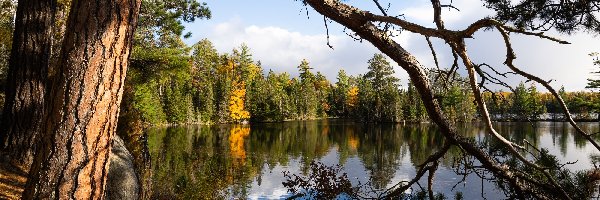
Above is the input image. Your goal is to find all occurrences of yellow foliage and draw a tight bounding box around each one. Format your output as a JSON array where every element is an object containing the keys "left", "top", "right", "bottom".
[
  {"left": 321, "top": 102, "right": 330, "bottom": 112},
  {"left": 229, "top": 126, "right": 251, "bottom": 165},
  {"left": 229, "top": 82, "right": 250, "bottom": 121},
  {"left": 346, "top": 86, "right": 359, "bottom": 107},
  {"left": 348, "top": 134, "right": 359, "bottom": 150},
  {"left": 218, "top": 59, "right": 235, "bottom": 74},
  {"left": 246, "top": 63, "right": 260, "bottom": 81}
]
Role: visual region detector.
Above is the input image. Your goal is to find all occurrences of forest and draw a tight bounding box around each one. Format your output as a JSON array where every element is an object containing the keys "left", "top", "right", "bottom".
[
  {"left": 2, "top": 1, "right": 600, "bottom": 128},
  {"left": 2, "top": 0, "right": 600, "bottom": 199},
  {"left": 119, "top": 39, "right": 600, "bottom": 126}
]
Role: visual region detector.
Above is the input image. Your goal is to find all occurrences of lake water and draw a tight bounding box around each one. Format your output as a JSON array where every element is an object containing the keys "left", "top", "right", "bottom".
[{"left": 145, "top": 120, "right": 600, "bottom": 199}]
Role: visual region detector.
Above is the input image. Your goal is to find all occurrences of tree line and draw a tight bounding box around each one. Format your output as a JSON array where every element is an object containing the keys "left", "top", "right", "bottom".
[
  {"left": 3, "top": 33, "right": 600, "bottom": 129},
  {"left": 1, "top": 0, "right": 600, "bottom": 198},
  {"left": 116, "top": 36, "right": 600, "bottom": 129}
]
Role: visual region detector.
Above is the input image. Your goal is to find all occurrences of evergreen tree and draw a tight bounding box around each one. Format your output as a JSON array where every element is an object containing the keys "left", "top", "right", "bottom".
[
  {"left": 330, "top": 69, "right": 350, "bottom": 117},
  {"left": 586, "top": 52, "right": 600, "bottom": 90},
  {"left": 296, "top": 59, "right": 318, "bottom": 119},
  {"left": 191, "top": 39, "right": 219, "bottom": 122},
  {"left": 363, "top": 53, "right": 401, "bottom": 122}
]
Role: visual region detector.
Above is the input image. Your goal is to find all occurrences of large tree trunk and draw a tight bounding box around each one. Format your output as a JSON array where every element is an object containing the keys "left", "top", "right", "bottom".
[
  {"left": 22, "top": 0, "right": 141, "bottom": 199},
  {"left": 0, "top": 0, "right": 55, "bottom": 167}
]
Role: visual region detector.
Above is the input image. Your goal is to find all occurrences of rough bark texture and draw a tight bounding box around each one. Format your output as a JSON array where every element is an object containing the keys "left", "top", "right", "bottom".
[
  {"left": 22, "top": 0, "right": 141, "bottom": 199},
  {"left": 0, "top": 0, "right": 55, "bottom": 167}
]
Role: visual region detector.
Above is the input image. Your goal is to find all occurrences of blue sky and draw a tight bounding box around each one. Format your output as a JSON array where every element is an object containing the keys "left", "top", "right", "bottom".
[{"left": 183, "top": 0, "right": 600, "bottom": 91}]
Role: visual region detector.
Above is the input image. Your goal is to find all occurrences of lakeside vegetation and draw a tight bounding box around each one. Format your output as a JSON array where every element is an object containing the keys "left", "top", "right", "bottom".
[
  {"left": 3, "top": 37, "right": 600, "bottom": 127},
  {"left": 117, "top": 38, "right": 600, "bottom": 128},
  {"left": 2, "top": 0, "right": 600, "bottom": 129},
  {"left": 1, "top": 0, "right": 600, "bottom": 199}
]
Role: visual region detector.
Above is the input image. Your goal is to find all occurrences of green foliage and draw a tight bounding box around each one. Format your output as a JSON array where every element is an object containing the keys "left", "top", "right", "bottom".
[
  {"left": 130, "top": 78, "right": 167, "bottom": 124},
  {"left": 328, "top": 70, "right": 352, "bottom": 117},
  {"left": 121, "top": 39, "right": 600, "bottom": 126},
  {"left": 191, "top": 39, "right": 218, "bottom": 122},
  {"left": 403, "top": 82, "right": 428, "bottom": 122},
  {"left": 295, "top": 59, "right": 319, "bottom": 119},
  {"left": 0, "top": 0, "right": 15, "bottom": 86},
  {"left": 430, "top": 69, "right": 477, "bottom": 122},
  {"left": 135, "top": 0, "right": 211, "bottom": 48},
  {"left": 586, "top": 52, "right": 600, "bottom": 90},
  {"left": 484, "top": 0, "right": 600, "bottom": 34},
  {"left": 123, "top": 46, "right": 195, "bottom": 125},
  {"left": 353, "top": 54, "right": 403, "bottom": 122},
  {"left": 510, "top": 82, "right": 546, "bottom": 120}
]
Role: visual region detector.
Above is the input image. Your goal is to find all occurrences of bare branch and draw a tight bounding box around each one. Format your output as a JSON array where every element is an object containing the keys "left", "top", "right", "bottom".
[
  {"left": 430, "top": 0, "right": 446, "bottom": 30},
  {"left": 372, "top": 0, "right": 388, "bottom": 16},
  {"left": 426, "top": 36, "right": 441, "bottom": 77},
  {"left": 323, "top": 16, "right": 334, "bottom": 49},
  {"left": 382, "top": 143, "right": 451, "bottom": 198},
  {"left": 441, "top": 4, "right": 460, "bottom": 12},
  {"left": 452, "top": 39, "right": 572, "bottom": 200},
  {"left": 495, "top": 25, "right": 600, "bottom": 152},
  {"left": 460, "top": 18, "right": 571, "bottom": 44}
]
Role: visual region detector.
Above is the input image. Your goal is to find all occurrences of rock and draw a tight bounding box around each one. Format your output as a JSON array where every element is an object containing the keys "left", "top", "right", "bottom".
[{"left": 105, "top": 135, "right": 140, "bottom": 200}]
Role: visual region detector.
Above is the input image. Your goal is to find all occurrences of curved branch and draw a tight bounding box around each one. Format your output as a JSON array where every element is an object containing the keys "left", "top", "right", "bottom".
[
  {"left": 451, "top": 41, "right": 572, "bottom": 200},
  {"left": 381, "top": 144, "right": 450, "bottom": 198},
  {"left": 495, "top": 25, "right": 600, "bottom": 151},
  {"left": 460, "top": 18, "right": 570, "bottom": 44},
  {"left": 303, "top": 0, "right": 587, "bottom": 198}
]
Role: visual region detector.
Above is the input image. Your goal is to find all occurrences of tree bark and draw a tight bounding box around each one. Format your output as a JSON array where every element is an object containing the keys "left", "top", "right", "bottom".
[
  {"left": 22, "top": 0, "right": 141, "bottom": 199},
  {"left": 0, "top": 0, "right": 55, "bottom": 167}
]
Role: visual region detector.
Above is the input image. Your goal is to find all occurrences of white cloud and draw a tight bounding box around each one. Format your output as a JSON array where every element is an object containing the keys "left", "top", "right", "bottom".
[
  {"left": 400, "top": 0, "right": 494, "bottom": 29},
  {"left": 192, "top": 2, "right": 599, "bottom": 91},
  {"left": 396, "top": 0, "right": 600, "bottom": 91},
  {"left": 198, "top": 18, "right": 410, "bottom": 84}
]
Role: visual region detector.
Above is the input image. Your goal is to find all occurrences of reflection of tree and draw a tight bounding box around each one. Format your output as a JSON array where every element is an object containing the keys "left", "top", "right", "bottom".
[
  {"left": 356, "top": 124, "right": 408, "bottom": 189},
  {"left": 229, "top": 125, "right": 250, "bottom": 164},
  {"left": 145, "top": 121, "right": 599, "bottom": 198},
  {"left": 148, "top": 125, "right": 259, "bottom": 199},
  {"left": 327, "top": 121, "right": 360, "bottom": 165}
]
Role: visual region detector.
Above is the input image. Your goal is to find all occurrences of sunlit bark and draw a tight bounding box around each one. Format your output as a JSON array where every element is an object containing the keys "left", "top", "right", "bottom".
[{"left": 22, "top": 0, "right": 141, "bottom": 198}]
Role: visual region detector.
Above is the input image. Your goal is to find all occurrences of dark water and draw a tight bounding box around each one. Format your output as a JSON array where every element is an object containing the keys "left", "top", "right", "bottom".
[{"left": 145, "top": 120, "right": 599, "bottom": 199}]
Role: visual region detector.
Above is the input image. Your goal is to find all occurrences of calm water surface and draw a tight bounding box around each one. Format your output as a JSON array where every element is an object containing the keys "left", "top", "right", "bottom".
[{"left": 146, "top": 120, "right": 600, "bottom": 199}]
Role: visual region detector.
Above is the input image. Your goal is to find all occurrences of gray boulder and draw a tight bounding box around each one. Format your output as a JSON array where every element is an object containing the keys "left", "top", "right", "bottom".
[{"left": 105, "top": 135, "right": 139, "bottom": 200}]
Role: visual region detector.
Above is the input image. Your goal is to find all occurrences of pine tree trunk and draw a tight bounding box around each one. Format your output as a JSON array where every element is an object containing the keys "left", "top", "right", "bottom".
[
  {"left": 0, "top": 0, "right": 55, "bottom": 167},
  {"left": 22, "top": 0, "right": 141, "bottom": 199}
]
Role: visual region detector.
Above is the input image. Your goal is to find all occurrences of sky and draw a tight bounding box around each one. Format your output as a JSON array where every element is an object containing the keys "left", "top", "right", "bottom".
[{"left": 183, "top": 0, "right": 600, "bottom": 91}]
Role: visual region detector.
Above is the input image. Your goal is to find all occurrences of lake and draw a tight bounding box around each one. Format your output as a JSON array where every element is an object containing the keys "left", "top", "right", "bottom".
[{"left": 144, "top": 120, "right": 600, "bottom": 199}]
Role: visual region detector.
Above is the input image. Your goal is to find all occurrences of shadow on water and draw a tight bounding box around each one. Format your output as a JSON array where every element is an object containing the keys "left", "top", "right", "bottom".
[{"left": 126, "top": 120, "right": 600, "bottom": 199}]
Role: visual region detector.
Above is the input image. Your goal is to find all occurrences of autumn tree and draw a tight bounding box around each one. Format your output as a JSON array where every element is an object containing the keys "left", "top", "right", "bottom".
[
  {"left": 302, "top": 0, "right": 600, "bottom": 198},
  {"left": 22, "top": 0, "right": 142, "bottom": 198}
]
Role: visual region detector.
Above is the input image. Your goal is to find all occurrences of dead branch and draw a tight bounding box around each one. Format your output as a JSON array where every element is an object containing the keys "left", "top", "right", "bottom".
[
  {"left": 302, "top": 0, "right": 597, "bottom": 199},
  {"left": 495, "top": 25, "right": 600, "bottom": 151},
  {"left": 451, "top": 40, "right": 571, "bottom": 199},
  {"left": 381, "top": 143, "right": 451, "bottom": 198}
]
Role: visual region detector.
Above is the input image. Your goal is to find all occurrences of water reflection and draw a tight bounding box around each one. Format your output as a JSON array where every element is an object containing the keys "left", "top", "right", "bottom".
[{"left": 145, "top": 120, "right": 599, "bottom": 199}]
